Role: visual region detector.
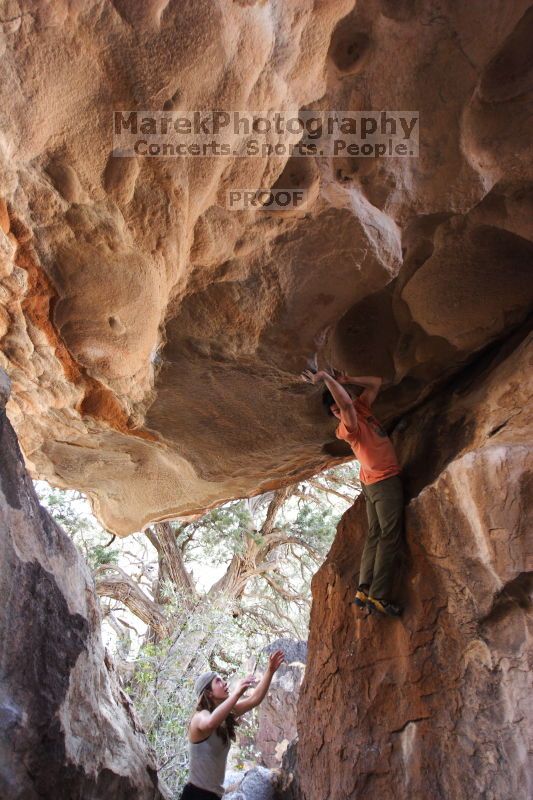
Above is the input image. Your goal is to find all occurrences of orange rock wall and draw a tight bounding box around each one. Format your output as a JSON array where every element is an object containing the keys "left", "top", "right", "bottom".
[{"left": 297, "top": 333, "right": 532, "bottom": 799}]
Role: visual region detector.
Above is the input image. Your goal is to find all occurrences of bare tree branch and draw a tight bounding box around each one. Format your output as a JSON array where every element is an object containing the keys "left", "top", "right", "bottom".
[
  {"left": 144, "top": 526, "right": 162, "bottom": 554},
  {"left": 261, "top": 485, "right": 295, "bottom": 536},
  {"left": 293, "top": 490, "right": 323, "bottom": 506},
  {"left": 307, "top": 479, "right": 354, "bottom": 504},
  {"left": 95, "top": 564, "right": 170, "bottom": 636},
  {"left": 242, "top": 605, "right": 301, "bottom": 640},
  {"left": 262, "top": 573, "right": 306, "bottom": 602},
  {"left": 116, "top": 616, "right": 142, "bottom": 635},
  {"left": 145, "top": 522, "right": 197, "bottom": 611},
  {"left": 257, "top": 533, "right": 322, "bottom": 563},
  {"left": 320, "top": 471, "right": 360, "bottom": 491}
]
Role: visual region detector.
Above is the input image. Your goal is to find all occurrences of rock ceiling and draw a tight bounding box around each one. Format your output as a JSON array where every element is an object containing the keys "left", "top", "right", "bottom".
[{"left": 0, "top": 0, "right": 531, "bottom": 533}]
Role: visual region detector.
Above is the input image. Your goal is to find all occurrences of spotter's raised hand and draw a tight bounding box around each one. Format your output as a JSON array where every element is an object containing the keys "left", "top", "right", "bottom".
[{"left": 268, "top": 650, "right": 285, "bottom": 674}]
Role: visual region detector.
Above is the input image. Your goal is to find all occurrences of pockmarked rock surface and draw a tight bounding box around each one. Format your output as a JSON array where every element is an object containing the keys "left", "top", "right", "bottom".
[
  {"left": 255, "top": 640, "right": 307, "bottom": 769},
  {"left": 296, "top": 334, "right": 533, "bottom": 800},
  {"left": 1, "top": 1, "right": 532, "bottom": 533},
  {"left": 0, "top": 371, "right": 168, "bottom": 800}
]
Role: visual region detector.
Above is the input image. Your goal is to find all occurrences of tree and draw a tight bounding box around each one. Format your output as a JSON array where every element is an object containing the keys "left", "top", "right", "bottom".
[
  {"left": 94, "top": 465, "right": 358, "bottom": 649},
  {"left": 35, "top": 464, "right": 359, "bottom": 796}
]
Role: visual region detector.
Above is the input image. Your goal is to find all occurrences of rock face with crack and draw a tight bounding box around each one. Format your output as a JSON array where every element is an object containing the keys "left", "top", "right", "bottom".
[
  {"left": 0, "top": 369, "right": 168, "bottom": 800},
  {"left": 1, "top": 1, "right": 531, "bottom": 534},
  {"left": 255, "top": 640, "right": 307, "bottom": 768},
  {"left": 296, "top": 333, "right": 532, "bottom": 799}
]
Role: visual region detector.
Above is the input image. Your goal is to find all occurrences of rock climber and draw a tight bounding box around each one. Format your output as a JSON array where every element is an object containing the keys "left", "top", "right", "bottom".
[
  {"left": 180, "top": 650, "right": 285, "bottom": 799},
  {"left": 301, "top": 366, "right": 404, "bottom": 617}
]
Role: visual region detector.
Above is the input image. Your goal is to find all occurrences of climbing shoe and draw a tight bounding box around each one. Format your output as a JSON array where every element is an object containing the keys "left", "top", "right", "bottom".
[
  {"left": 367, "top": 596, "right": 402, "bottom": 618},
  {"left": 353, "top": 585, "right": 369, "bottom": 609}
]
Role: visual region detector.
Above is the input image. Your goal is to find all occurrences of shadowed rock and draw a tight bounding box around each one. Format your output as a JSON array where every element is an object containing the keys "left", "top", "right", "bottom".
[{"left": 0, "top": 370, "right": 168, "bottom": 800}]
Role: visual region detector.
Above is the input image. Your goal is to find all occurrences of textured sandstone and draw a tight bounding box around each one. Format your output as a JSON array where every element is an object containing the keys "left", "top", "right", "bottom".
[
  {"left": 0, "top": 371, "right": 168, "bottom": 800},
  {"left": 296, "top": 334, "right": 533, "bottom": 800},
  {"left": 255, "top": 640, "right": 307, "bottom": 769},
  {"left": 0, "top": 1, "right": 532, "bottom": 533}
]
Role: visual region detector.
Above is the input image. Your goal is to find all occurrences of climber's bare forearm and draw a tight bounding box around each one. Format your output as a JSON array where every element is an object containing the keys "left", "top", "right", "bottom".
[
  {"left": 301, "top": 369, "right": 358, "bottom": 430},
  {"left": 321, "top": 374, "right": 353, "bottom": 410},
  {"left": 322, "top": 374, "right": 358, "bottom": 431}
]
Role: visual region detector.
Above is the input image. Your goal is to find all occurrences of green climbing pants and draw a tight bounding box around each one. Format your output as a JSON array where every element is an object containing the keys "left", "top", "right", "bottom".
[{"left": 359, "top": 475, "right": 404, "bottom": 600}]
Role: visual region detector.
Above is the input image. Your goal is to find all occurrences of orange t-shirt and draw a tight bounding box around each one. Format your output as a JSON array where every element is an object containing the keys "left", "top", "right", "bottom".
[{"left": 335, "top": 396, "right": 400, "bottom": 485}]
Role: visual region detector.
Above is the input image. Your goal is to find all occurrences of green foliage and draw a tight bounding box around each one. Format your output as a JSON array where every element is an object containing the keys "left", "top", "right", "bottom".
[
  {"left": 86, "top": 544, "right": 119, "bottom": 570},
  {"left": 182, "top": 501, "right": 254, "bottom": 565},
  {"left": 128, "top": 637, "right": 194, "bottom": 791},
  {"left": 37, "top": 486, "right": 89, "bottom": 538},
  {"left": 293, "top": 503, "right": 337, "bottom": 551}
]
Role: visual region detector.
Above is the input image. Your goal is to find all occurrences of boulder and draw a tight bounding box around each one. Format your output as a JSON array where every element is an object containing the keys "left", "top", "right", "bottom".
[
  {"left": 274, "top": 738, "right": 301, "bottom": 800},
  {"left": 224, "top": 765, "right": 277, "bottom": 800},
  {"left": 0, "top": 369, "right": 168, "bottom": 800}
]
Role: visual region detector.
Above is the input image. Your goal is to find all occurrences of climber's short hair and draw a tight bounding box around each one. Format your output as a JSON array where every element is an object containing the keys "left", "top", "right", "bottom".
[{"left": 322, "top": 388, "right": 336, "bottom": 416}]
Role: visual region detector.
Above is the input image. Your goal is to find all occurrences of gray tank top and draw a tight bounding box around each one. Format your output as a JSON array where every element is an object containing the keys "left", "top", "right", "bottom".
[{"left": 188, "top": 728, "right": 231, "bottom": 797}]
